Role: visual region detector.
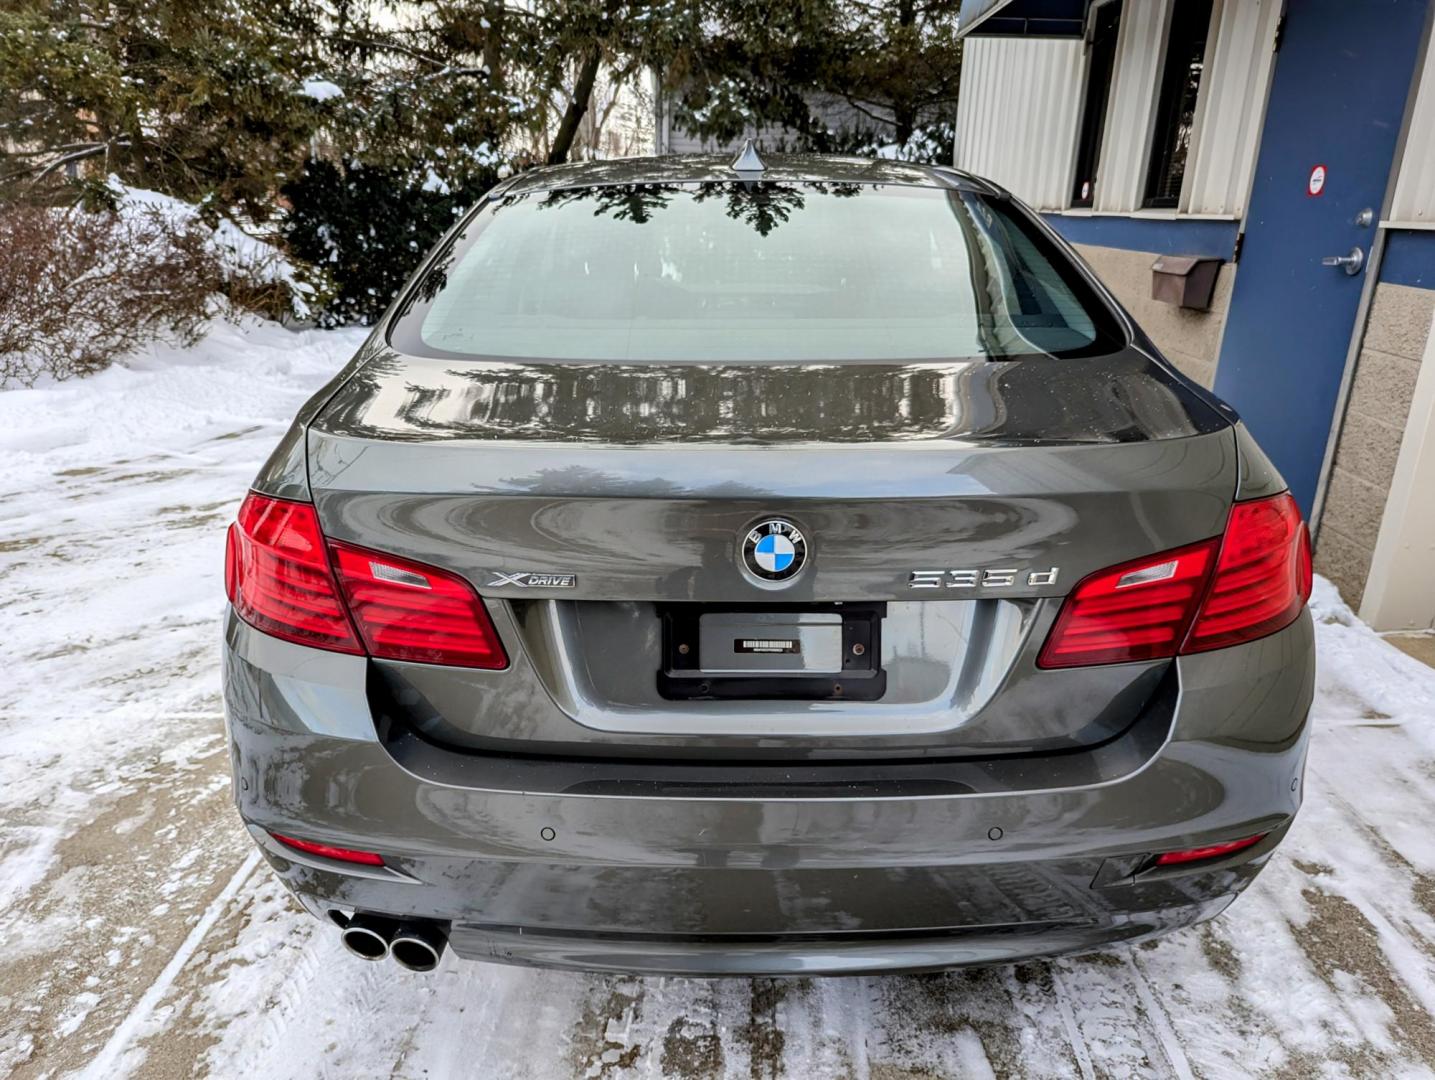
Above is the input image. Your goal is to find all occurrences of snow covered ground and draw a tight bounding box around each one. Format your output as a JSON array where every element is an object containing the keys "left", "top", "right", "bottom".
[{"left": 4, "top": 319, "right": 1435, "bottom": 1079}]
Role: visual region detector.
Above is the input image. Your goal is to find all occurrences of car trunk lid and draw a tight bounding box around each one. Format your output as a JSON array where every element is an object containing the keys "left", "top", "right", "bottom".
[{"left": 305, "top": 346, "right": 1234, "bottom": 758}]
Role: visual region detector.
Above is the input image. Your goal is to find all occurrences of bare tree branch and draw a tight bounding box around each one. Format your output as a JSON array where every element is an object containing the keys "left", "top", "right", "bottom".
[{"left": 3, "top": 141, "right": 131, "bottom": 186}]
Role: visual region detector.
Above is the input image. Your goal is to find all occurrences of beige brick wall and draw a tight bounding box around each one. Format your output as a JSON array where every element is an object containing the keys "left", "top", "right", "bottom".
[
  {"left": 1072, "top": 243, "right": 1237, "bottom": 388},
  {"left": 1316, "top": 283, "right": 1435, "bottom": 609}
]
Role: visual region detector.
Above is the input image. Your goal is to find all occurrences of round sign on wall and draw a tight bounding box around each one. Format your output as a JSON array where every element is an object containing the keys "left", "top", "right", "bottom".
[{"left": 1307, "top": 164, "right": 1327, "bottom": 197}]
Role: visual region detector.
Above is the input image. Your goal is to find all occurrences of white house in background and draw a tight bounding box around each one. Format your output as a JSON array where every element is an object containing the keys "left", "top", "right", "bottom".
[{"left": 954, "top": 0, "right": 1435, "bottom": 632}]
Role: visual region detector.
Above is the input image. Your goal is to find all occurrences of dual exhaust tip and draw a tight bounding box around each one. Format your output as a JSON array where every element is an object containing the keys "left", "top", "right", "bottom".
[{"left": 339, "top": 912, "right": 447, "bottom": 972}]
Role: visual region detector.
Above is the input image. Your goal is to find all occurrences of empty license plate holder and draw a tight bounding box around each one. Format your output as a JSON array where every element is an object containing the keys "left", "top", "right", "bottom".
[{"left": 657, "top": 602, "right": 886, "bottom": 701}]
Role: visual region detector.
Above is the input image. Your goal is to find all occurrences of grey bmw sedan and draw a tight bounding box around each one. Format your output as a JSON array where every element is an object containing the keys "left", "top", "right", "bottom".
[{"left": 221, "top": 150, "right": 1314, "bottom": 975}]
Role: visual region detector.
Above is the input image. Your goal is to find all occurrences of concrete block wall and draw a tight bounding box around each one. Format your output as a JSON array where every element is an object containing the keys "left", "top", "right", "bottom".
[
  {"left": 1072, "top": 243, "right": 1236, "bottom": 388},
  {"left": 1315, "top": 282, "right": 1435, "bottom": 609}
]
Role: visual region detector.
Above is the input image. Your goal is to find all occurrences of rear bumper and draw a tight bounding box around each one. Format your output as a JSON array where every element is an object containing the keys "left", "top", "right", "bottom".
[
  {"left": 434, "top": 900, "right": 1236, "bottom": 976},
  {"left": 223, "top": 609, "right": 1314, "bottom": 975}
]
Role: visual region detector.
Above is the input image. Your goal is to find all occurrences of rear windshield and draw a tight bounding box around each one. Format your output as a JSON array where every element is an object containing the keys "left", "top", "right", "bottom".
[{"left": 389, "top": 182, "right": 1126, "bottom": 363}]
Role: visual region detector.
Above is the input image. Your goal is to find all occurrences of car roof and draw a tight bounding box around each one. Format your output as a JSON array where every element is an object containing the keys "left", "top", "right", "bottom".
[{"left": 490, "top": 153, "right": 1003, "bottom": 200}]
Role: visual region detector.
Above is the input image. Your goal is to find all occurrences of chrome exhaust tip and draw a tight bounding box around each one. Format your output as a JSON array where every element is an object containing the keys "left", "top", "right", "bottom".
[
  {"left": 389, "top": 921, "right": 448, "bottom": 972},
  {"left": 340, "top": 913, "right": 397, "bottom": 961}
]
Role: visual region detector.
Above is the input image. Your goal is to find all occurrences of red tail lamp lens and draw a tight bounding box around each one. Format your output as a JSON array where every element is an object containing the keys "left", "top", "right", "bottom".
[
  {"left": 1038, "top": 492, "right": 1311, "bottom": 668},
  {"left": 224, "top": 522, "right": 239, "bottom": 604},
  {"left": 229, "top": 494, "right": 362, "bottom": 654},
  {"left": 227, "top": 493, "right": 507, "bottom": 669},
  {"left": 1154, "top": 833, "right": 1267, "bottom": 866},
  {"left": 270, "top": 832, "right": 385, "bottom": 866},
  {"left": 1037, "top": 539, "right": 1218, "bottom": 668},
  {"left": 1184, "top": 493, "right": 1311, "bottom": 654},
  {"left": 329, "top": 542, "right": 509, "bottom": 670}
]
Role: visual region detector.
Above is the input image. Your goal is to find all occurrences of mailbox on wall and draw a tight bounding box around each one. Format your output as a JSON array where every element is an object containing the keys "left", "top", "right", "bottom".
[{"left": 1151, "top": 255, "right": 1223, "bottom": 310}]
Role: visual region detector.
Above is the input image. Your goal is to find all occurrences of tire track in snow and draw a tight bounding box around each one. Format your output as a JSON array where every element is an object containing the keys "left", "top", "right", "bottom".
[
  {"left": 1123, "top": 955, "right": 1195, "bottom": 1080},
  {"left": 1047, "top": 955, "right": 1185, "bottom": 1078},
  {"left": 1047, "top": 964, "right": 1096, "bottom": 1080},
  {"left": 80, "top": 850, "right": 261, "bottom": 1079},
  {"left": 1290, "top": 768, "right": 1435, "bottom": 1059}
]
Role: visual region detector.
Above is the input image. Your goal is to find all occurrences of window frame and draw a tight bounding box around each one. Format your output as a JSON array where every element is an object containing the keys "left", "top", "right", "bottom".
[
  {"left": 1069, "top": 0, "right": 1124, "bottom": 210},
  {"left": 1142, "top": 0, "right": 1217, "bottom": 210}
]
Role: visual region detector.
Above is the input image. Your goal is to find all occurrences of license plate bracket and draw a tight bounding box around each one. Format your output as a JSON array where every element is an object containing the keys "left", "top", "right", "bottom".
[{"left": 657, "top": 602, "right": 886, "bottom": 701}]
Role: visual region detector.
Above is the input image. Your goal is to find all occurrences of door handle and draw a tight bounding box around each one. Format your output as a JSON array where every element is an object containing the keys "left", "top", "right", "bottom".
[{"left": 1321, "top": 247, "right": 1365, "bottom": 275}]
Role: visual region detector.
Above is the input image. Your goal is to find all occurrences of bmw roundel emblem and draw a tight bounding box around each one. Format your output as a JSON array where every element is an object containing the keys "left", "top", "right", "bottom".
[{"left": 742, "top": 519, "right": 808, "bottom": 582}]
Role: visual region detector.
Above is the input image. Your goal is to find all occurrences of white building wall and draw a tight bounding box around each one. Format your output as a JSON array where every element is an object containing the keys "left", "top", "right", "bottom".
[
  {"left": 955, "top": 0, "right": 1278, "bottom": 217},
  {"left": 1389, "top": 37, "right": 1435, "bottom": 226},
  {"left": 1181, "top": 0, "right": 1281, "bottom": 217},
  {"left": 952, "top": 36, "right": 1085, "bottom": 210}
]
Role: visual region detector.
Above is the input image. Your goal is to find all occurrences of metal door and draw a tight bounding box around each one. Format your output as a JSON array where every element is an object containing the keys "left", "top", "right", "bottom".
[{"left": 1213, "top": 0, "right": 1429, "bottom": 515}]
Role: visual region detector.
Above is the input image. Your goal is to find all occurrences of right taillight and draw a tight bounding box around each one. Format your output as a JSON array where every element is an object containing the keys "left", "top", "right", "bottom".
[
  {"left": 1037, "top": 538, "right": 1219, "bottom": 668},
  {"left": 1183, "top": 492, "right": 1311, "bottom": 654},
  {"left": 1038, "top": 491, "right": 1311, "bottom": 668},
  {"left": 226, "top": 492, "right": 508, "bottom": 669}
]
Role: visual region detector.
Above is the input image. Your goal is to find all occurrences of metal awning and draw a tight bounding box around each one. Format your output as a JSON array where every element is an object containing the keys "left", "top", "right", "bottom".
[{"left": 957, "top": 0, "right": 1088, "bottom": 37}]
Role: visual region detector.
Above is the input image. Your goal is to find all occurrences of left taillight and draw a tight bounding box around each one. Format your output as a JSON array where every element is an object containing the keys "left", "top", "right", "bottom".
[
  {"left": 1037, "top": 491, "right": 1312, "bottom": 669},
  {"left": 226, "top": 493, "right": 362, "bottom": 654},
  {"left": 225, "top": 492, "right": 508, "bottom": 669},
  {"left": 329, "top": 541, "right": 508, "bottom": 670}
]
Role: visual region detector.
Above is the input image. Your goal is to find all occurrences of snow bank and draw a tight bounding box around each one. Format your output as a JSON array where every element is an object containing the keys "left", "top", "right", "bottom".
[
  {"left": 107, "top": 179, "right": 318, "bottom": 320},
  {"left": 106, "top": 177, "right": 320, "bottom": 318},
  {"left": 0, "top": 317, "right": 362, "bottom": 467}
]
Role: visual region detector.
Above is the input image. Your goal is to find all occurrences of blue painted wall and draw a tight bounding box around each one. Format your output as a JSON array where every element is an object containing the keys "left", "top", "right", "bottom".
[
  {"left": 1381, "top": 229, "right": 1435, "bottom": 290},
  {"left": 1041, "top": 213, "right": 1240, "bottom": 260},
  {"left": 1040, "top": 215, "right": 1434, "bottom": 291}
]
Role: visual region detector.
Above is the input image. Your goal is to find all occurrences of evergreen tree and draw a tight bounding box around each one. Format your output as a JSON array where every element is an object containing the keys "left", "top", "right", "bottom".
[
  {"left": 271, "top": 0, "right": 524, "bottom": 323},
  {"left": 667, "top": 0, "right": 962, "bottom": 160},
  {"left": 820, "top": 0, "right": 963, "bottom": 152},
  {"left": 1, "top": 0, "right": 963, "bottom": 327},
  {"left": 0, "top": 0, "right": 325, "bottom": 215}
]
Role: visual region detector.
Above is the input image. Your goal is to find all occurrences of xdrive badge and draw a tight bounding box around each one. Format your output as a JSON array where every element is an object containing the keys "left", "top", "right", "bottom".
[{"left": 487, "top": 572, "right": 578, "bottom": 588}]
